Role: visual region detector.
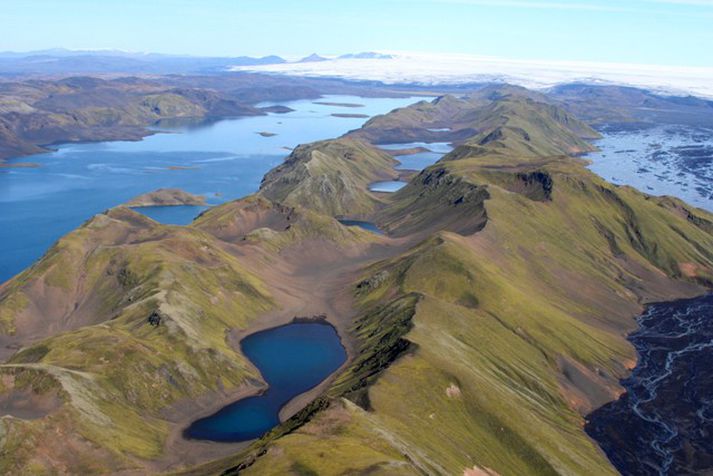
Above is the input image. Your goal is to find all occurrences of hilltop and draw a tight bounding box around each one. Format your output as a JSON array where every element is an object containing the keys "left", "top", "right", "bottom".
[
  {"left": 350, "top": 87, "right": 599, "bottom": 156},
  {"left": 259, "top": 138, "right": 399, "bottom": 217}
]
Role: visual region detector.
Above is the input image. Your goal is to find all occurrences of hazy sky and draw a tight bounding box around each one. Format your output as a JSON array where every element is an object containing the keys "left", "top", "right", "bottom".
[{"left": 2, "top": 0, "right": 712, "bottom": 67}]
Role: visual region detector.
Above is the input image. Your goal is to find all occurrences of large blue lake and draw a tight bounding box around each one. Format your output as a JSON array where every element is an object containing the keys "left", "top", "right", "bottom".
[
  {"left": 185, "top": 322, "right": 346, "bottom": 442},
  {"left": 0, "top": 95, "right": 426, "bottom": 283}
]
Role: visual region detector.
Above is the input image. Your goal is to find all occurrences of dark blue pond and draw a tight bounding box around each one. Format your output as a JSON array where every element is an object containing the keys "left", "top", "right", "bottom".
[
  {"left": 337, "top": 219, "right": 384, "bottom": 234},
  {"left": 184, "top": 322, "right": 347, "bottom": 442}
]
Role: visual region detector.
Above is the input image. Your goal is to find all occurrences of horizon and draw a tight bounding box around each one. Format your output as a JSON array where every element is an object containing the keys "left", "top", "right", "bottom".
[{"left": 2, "top": 0, "right": 713, "bottom": 68}]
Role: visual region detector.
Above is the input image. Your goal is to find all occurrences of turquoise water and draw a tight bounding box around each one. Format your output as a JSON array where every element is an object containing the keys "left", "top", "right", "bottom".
[
  {"left": 184, "top": 322, "right": 346, "bottom": 442},
  {"left": 0, "top": 95, "right": 426, "bottom": 284}
]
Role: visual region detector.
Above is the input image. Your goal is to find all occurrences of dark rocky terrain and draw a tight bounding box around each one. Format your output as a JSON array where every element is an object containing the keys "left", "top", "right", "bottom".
[{"left": 586, "top": 294, "right": 713, "bottom": 475}]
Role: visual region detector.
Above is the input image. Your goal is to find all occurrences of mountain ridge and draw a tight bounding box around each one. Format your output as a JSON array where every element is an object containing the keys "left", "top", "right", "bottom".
[{"left": 1, "top": 85, "right": 712, "bottom": 474}]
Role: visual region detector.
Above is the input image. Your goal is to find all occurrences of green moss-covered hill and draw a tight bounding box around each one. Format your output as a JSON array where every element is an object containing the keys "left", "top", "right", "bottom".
[
  {"left": 259, "top": 138, "right": 398, "bottom": 217},
  {"left": 1, "top": 85, "right": 713, "bottom": 475},
  {"left": 350, "top": 86, "right": 600, "bottom": 156}
]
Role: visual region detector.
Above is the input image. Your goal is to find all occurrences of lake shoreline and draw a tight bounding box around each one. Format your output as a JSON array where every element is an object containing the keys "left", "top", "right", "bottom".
[
  {"left": 182, "top": 315, "right": 350, "bottom": 444},
  {"left": 154, "top": 316, "right": 353, "bottom": 472}
]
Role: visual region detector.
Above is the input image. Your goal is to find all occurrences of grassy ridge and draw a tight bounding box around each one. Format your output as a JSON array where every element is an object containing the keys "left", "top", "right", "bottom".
[{"left": 0, "top": 198, "right": 379, "bottom": 473}]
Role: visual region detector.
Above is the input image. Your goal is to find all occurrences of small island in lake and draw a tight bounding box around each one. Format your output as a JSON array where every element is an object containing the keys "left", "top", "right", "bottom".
[
  {"left": 166, "top": 165, "right": 199, "bottom": 170},
  {"left": 331, "top": 113, "right": 370, "bottom": 119},
  {"left": 0, "top": 162, "right": 41, "bottom": 168},
  {"left": 126, "top": 188, "right": 207, "bottom": 207},
  {"left": 257, "top": 131, "right": 278, "bottom": 137},
  {"left": 314, "top": 101, "right": 365, "bottom": 108},
  {"left": 259, "top": 105, "right": 294, "bottom": 114}
]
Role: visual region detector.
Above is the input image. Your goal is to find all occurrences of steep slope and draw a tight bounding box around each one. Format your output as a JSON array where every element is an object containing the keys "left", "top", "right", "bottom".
[
  {"left": 199, "top": 93, "right": 713, "bottom": 475},
  {"left": 459, "top": 96, "right": 599, "bottom": 156},
  {"left": 259, "top": 138, "right": 398, "bottom": 217}
]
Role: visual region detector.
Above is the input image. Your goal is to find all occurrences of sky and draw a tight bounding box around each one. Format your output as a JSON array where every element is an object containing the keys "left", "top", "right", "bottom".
[{"left": 1, "top": 0, "right": 712, "bottom": 68}]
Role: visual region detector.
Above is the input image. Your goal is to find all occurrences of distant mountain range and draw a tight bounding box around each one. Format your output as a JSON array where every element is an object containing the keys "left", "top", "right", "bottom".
[
  {"left": 0, "top": 49, "right": 395, "bottom": 76},
  {"left": 0, "top": 49, "right": 286, "bottom": 75},
  {"left": 298, "top": 53, "right": 329, "bottom": 63}
]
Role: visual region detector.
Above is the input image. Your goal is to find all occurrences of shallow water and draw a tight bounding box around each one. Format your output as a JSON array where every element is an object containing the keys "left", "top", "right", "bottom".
[
  {"left": 586, "top": 294, "right": 713, "bottom": 475},
  {"left": 184, "top": 322, "right": 346, "bottom": 442},
  {"left": 0, "top": 95, "right": 427, "bottom": 283},
  {"left": 586, "top": 125, "right": 713, "bottom": 212}
]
